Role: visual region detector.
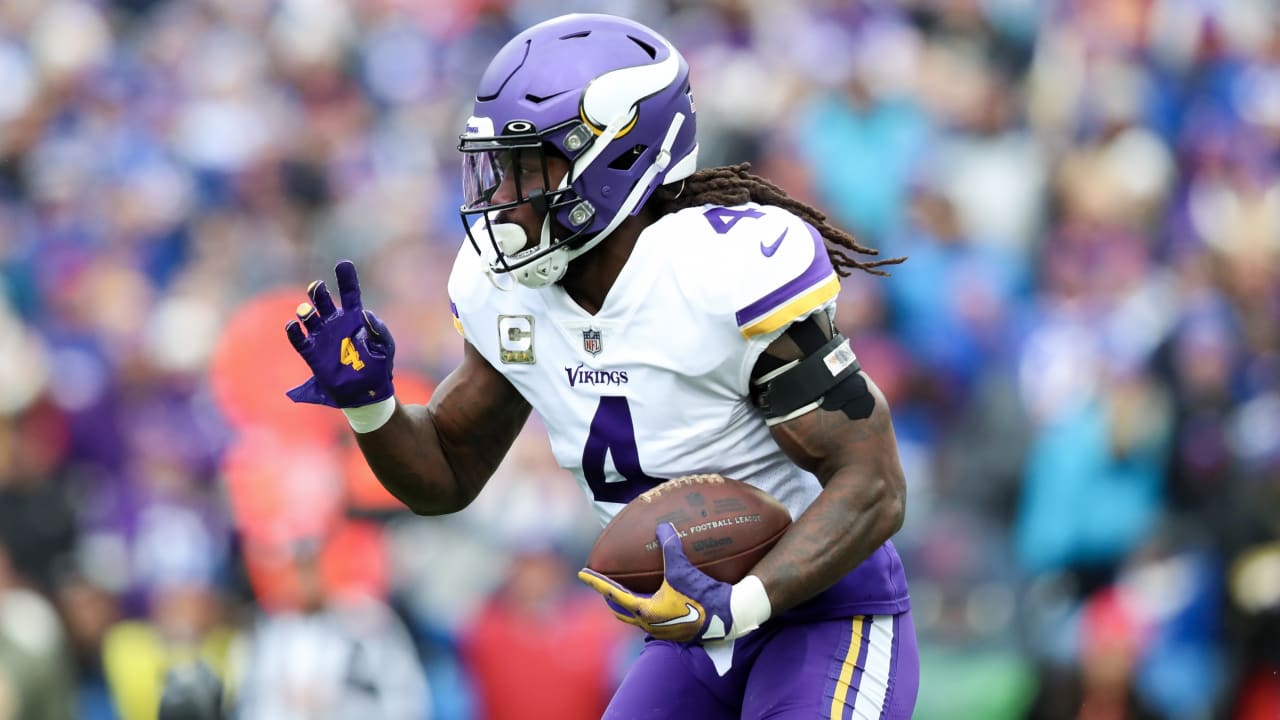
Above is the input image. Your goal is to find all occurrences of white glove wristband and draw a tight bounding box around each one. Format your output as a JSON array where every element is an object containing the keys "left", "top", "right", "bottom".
[
  {"left": 729, "top": 575, "right": 772, "bottom": 638},
  {"left": 342, "top": 397, "right": 396, "bottom": 433}
]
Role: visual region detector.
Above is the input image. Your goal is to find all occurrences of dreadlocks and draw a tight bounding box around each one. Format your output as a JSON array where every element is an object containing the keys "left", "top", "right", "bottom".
[{"left": 648, "top": 163, "right": 905, "bottom": 277}]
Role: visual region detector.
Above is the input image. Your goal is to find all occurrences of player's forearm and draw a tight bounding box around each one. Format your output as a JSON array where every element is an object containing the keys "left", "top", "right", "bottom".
[
  {"left": 754, "top": 391, "right": 907, "bottom": 615},
  {"left": 750, "top": 464, "right": 905, "bottom": 615},
  {"left": 353, "top": 402, "right": 485, "bottom": 515}
]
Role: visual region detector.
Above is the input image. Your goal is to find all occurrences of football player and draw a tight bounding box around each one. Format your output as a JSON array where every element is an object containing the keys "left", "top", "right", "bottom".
[{"left": 286, "top": 13, "right": 917, "bottom": 719}]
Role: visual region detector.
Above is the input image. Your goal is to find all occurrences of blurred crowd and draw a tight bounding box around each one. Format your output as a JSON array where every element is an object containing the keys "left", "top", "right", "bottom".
[{"left": 1, "top": 0, "right": 1278, "bottom": 718}]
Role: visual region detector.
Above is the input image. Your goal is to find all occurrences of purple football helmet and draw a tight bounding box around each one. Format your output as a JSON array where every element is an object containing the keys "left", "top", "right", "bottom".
[{"left": 458, "top": 13, "right": 698, "bottom": 288}]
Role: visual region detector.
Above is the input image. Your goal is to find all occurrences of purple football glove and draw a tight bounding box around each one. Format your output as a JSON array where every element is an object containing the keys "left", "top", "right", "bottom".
[
  {"left": 579, "top": 523, "right": 757, "bottom": 644},
  {"left": 285, "top": 260, "right": 396, "bottom": 408}
]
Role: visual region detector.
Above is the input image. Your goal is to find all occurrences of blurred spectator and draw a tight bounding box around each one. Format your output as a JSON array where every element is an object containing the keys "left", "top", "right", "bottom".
[
  {"left": 1025, "top": 586, "right": 1163, "bottom": 720},
  {"left": 0, "top": 541, "right": 76, "bottom": 720},
  {"left": 0, "top": 397, "right": 77, "bottom": 595},
  {"left": 56, "top": 573, "right": 122, "bottom": 720},
  {"left": 1015, "top": 367, "right": 1173, "bottom": 582},
  {"left": 460, "top": 543, "right": 633, "bottom": 720},
  {"left": 791, "top": 6, "right": 931, "bottom": 245},
  {"left": 914, "top": 11, "right": 1045, "bottom": 257},
  {"left": 157, "top": 661, "right": 225, "bottom": 720},
  {"left": 101, "top": 580, "right": 242, "bottom": 720},
  {"left": 885, "top": 180, "right": 1028, "bottom": 411},
  {"left": 236, "top": 529, "right": 430, "bottom": 720}
]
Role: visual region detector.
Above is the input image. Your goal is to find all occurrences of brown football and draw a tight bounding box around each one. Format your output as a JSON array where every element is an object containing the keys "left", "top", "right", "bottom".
[{"left": 586, "top": 474, "right": 793, "bottom": 594}]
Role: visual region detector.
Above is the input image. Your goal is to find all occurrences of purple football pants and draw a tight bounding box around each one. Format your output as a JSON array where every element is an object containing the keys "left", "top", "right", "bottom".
[{"left": 604, "top": 611, "right": 918, "bottom": 719}]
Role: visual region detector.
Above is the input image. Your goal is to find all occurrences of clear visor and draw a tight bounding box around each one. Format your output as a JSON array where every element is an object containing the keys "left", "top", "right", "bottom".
[
  {"left": 460, "top": 142, "right": 559, "bottom": 211},
  {"left": 461, "top": 147, "right": 504, "bottom": 210}
]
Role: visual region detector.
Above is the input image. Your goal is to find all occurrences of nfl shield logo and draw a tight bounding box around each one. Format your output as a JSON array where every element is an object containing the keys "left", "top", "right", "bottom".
[{"left": 582, "top": 328, "right": 602, "bottom": 356}]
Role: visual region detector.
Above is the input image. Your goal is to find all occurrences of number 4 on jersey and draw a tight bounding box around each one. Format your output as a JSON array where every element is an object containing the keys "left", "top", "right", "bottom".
[
  {"left": 583, "top": 396, "right": 664, "bottom": 504},
  {"left": 703, "top": 206, "right": 764, "bottom": 235}
]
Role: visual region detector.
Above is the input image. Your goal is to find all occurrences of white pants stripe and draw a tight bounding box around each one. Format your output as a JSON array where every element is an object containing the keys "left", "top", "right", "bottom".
[{"left": 849, "top": 614, "right": 895, "bottom": 719}]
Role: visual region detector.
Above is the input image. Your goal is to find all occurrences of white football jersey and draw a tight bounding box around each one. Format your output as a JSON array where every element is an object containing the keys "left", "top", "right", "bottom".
[{"left": 447, "top": 203, "right": 842, "bottom": 526}]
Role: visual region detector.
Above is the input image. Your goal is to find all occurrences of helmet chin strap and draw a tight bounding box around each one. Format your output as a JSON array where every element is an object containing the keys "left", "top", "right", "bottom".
[{"left": 511, "top": 111, "right": 688, "bottom": 289}]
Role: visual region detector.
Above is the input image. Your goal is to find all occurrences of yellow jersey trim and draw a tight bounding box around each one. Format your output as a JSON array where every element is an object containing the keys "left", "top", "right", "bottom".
[{"left": 739, "top": 275, "right": 839, "bottom": 339}]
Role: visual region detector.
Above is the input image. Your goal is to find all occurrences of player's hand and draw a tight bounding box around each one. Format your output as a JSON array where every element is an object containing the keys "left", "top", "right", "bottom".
[
  {"left": 285, "top": 260, "right": 396, "bottom": 408},
  {"left": 578, "top": 523, "right": 756, "bottom": 644}
]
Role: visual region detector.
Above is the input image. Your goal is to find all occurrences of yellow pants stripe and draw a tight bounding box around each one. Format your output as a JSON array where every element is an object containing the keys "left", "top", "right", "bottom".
[{"left": 829, "top": 615, "right": 868, "bottom": 719}]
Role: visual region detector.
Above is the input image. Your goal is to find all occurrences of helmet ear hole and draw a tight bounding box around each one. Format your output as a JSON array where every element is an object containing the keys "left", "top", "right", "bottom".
[{"left": 608, "top": 145, "right": 648, "bottom": 171}]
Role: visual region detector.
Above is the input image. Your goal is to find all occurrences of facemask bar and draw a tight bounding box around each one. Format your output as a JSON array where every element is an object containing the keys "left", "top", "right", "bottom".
[
  {"left": 460, "top": 130, "right": 563, "bottom": 206},
  {"left": 457, "top": 175, "right": 582, "bottom": 275},
  {"left": 458, "top": 125, "right": 583, "bottom": 274},
  {"left": 457, "top": 103, "right": 680, "bottom": 286},
  {"left": 458, "top": 104, "right": 640, "bottom": 277}
]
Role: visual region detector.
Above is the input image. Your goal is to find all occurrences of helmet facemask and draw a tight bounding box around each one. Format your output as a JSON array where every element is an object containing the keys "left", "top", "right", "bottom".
[
  {"left": 459, "top": 121, "right": 588, "bottom": 289},
  {"left": 460, "top": 109, "right": 690, "bottom": 289}
]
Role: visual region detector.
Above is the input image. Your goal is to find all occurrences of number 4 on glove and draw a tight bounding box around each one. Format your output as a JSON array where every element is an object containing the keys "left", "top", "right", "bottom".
[{"left": 285, "top": 260, "right": 397, "bottom": 409}]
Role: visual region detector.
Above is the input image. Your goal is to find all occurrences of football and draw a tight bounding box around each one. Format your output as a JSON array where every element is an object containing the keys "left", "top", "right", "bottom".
[{"left": 586, "top": 474, "right": 793, "bottom": 593}]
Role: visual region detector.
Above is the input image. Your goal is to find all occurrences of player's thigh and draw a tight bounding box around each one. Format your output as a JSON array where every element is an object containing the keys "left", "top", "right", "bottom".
[
  {"left": 604, "top": 639, "right": 739, "bottom": 720},
  {"left": 742, "top": 611, "right": 919, "bottom": 720}
]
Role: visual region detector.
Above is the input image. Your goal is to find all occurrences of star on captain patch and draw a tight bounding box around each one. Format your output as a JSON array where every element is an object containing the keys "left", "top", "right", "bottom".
[{"left": 582, "top": 327, "right": 602, "bottom": 356}]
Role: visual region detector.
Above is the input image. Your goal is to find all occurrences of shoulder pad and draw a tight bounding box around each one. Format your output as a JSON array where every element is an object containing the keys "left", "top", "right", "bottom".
[{"left": 667, "top": 204, "right": 839, "bottom": 339}]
